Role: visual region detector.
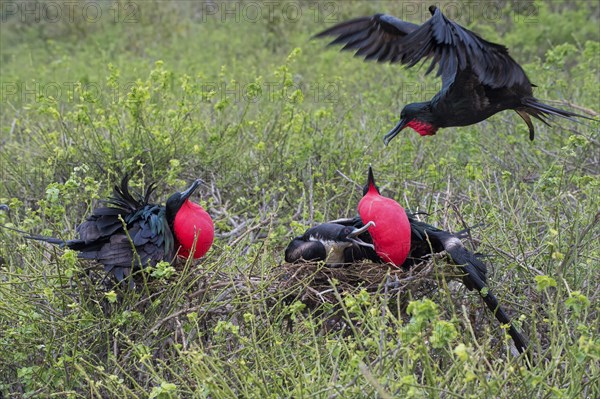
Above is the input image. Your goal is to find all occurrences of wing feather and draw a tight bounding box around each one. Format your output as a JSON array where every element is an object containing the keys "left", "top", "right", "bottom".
[
  {"left": 285, "top": 239, "right": 327, "bottom": 263},
  {"left": 315, "top": 7, "right": 531, "bottom": 90},
  {"left": 68, "top": 179, "right": 172, "bottom": 279}
]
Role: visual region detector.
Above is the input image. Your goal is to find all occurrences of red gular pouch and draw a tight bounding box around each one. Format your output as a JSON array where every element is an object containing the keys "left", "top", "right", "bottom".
[
  {"left": 357, "top": 166, "right": 411, "bottom": 266},
  {"left": 165, "top": 179, "right": 214, "bottom": 261},
  {"left": 173, "top": 200, "right": 214, "bottom": 259}
]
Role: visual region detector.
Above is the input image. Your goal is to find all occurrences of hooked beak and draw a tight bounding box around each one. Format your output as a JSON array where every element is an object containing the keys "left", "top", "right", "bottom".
[
  {"left": 346, "top": 221, "right": 376, "bottom": 249},
  {"left": 180, "top": 179, "right": 205, "bottom": 201},
  {"left": 347, "top": 220, "right": 375, "bottom": 238},
  {"left": 364, "top": 165, "right": 380, "bottom": 195},
  {"left": 367, "top": 165, "right": 375, "bottom": 187},
  {"left": 383, "top": 118, "right": 408, "bottom": 146}
]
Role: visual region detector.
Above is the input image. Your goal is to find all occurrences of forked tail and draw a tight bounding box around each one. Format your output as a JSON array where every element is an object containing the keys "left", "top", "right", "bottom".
[{"left": 519, "top": 98, "right": 596, "bottom": 140}]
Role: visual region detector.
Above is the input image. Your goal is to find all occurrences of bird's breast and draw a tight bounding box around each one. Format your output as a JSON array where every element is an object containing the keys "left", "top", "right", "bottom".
[
  {"left": 173, "top": 201, "right": 214, "bottom": 259},
  {"left": 309, "top": 236, "right": 350, "bottom": 265},
  {"left": 358, "top": 196, "right": 411, "bottom": 266}
]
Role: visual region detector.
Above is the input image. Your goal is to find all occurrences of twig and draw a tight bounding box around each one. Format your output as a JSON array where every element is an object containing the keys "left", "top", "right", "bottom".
[{"left": 335, "top": 169, "right": 362, "bottom": 191}]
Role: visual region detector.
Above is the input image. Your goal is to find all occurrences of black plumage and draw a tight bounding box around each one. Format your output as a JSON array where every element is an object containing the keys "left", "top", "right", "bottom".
[
  {"left": 284, "top": 222, "right": 377, "bottom": 265},
  {"left": 287, "top": 215, "right": 529, "bottom": 356},
  {"left": 25, "top": 176, "right": 201, "bottom": 283},
  {"left": 315, "top": 6, "right": 592, "bottom": 143},
  {"left": 405, "top": 216, "right": 528, "bottom": 355}
]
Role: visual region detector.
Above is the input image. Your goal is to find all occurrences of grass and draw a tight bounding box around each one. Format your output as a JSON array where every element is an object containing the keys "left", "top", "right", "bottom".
[{"left": 0, "top": 0, "right": 599, "bottom": 397}]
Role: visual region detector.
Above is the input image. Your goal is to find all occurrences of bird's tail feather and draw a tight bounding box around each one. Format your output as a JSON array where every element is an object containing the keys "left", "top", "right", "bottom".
[
  {"left": 0, "top": 223, "right": 66, "bottom": 246},
  {"left": 478, "top": 286, "right": 529, "bottom": 355},
  {"left": 523, "top": 98, "right": 595, "bottom": 121},
  {"left": 519, "top": 98, "right": 596, "bottom": 140},
  {"left": 451, "top": 247, "right": 530, "bottom": 359}
]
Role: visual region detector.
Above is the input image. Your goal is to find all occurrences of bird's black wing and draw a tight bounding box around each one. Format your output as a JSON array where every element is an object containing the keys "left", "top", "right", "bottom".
[
  {"left": 408, "top": 215, "right": 528, "bottom": 355},
  {"left": 58, "top": 177, "right": 169, "bottom": 282},
  {"left": 285, "top": 238, "right": 327, "bottom": 263},
  {"left": 315, "top": 7, "right": 530, "bottom": 91},
  {"left": 74, "top": 175, "right": 156, "bottom": 245},
  {"left": 314, "top": 14, "right": 419, "bottom": 63},
  {"left": 408, "top": 217, "right": 487, "bottom": 289},
  {"left": 74, "top": 205, "right": 171, "bottom": 278}
]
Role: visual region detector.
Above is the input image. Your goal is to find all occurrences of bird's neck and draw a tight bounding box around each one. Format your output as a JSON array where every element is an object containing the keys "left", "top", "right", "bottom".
[
  {"left": 367, "top": 183, "right": 380, "bottom": 196},
  {"left": 407, "top": 119, "right": 438, "bottom": 136}
]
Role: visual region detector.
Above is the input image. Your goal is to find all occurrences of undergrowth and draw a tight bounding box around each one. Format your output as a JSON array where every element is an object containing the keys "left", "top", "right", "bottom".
[{"left": 0, "top": 1, "right": 599, "bottom": 398}]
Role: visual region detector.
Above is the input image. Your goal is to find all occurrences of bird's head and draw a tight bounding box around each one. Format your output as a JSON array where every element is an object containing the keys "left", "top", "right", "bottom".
[
  {"left": 165, "top": 179, "right": 204, "bottom": 225},
  {"left": 287, "top": 222, "right": 376, "bottom": 264},
  {"left": 363, "top": 166, "right": 380, "bottom": 196},
  {"left": 383, "top": 102, "right": 439, "bottom": 145},
  {"left": 330, "top": 222, "right": 375, "bottom": 249}
]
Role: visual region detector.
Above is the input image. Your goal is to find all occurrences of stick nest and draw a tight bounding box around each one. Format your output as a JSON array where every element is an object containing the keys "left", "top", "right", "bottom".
[{"left": 273, "top": 253, "right": 460, "bottom": 308}]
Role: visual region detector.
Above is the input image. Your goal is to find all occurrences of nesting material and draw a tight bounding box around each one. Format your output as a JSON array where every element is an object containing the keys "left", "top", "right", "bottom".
[{"left": 275, "top": 253, "right": 462, "bottom": 307}]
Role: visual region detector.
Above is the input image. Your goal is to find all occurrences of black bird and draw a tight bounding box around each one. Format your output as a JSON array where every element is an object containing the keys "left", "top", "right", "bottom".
[
  {"left": 314, "top": 5, "right": 592, "bottom": 143},
  {"left": 285, "top": 221, "right": 377, "bottom": 265},
  {"left": 287, "top": 215, "right": 529, "bottom": 356},
  {"left": 19, "top": 176, "right": 214, "bottom": 284}
]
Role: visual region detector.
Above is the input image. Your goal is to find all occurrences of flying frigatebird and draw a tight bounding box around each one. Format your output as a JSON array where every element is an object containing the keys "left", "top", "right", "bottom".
[{"left": 314, "top": 5, "right": 592, "bottom": 143}]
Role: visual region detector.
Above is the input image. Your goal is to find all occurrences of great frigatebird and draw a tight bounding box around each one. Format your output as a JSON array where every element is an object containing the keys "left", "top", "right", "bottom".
[
  {"left": 285, "top": 221, "right": 377, "bottom": 265},
  {"left": 286, "top": 167, "right": 529, "bottom": 356},
  {"left": 314, "top": 5, "right": 592, "bottom": 143},
  {"left": 19, "top": 176, "right": 214, "bottom": 284}
]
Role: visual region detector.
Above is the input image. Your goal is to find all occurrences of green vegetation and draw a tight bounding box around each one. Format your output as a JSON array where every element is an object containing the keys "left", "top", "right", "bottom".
[{"left": 1, "top": 0, "right": 598, "bottom": 397}]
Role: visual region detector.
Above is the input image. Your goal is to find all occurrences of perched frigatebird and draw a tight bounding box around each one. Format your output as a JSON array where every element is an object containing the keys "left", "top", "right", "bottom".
[
  {"left": 285, "top": 221, "right": 378, "bottom": 265},
  {"left": 314, "top": 5, "right": 592, "bottom": 142},
  {"left": 21, "top": 176, "right": 214, "bottom": 284},
  {"left": 286, "top": 167, "right": 529, "bottom": 356},
  {"left": 284, "top": 166, "right": 411, "bottom": 266}
]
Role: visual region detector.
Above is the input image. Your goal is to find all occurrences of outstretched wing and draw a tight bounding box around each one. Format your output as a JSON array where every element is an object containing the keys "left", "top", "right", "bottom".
[
  {"left": 315, "top": 7, "right": 530, "bottom": 90},
  {"left": 314, "top": 14, "right": 418, "bottom": 62}
]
